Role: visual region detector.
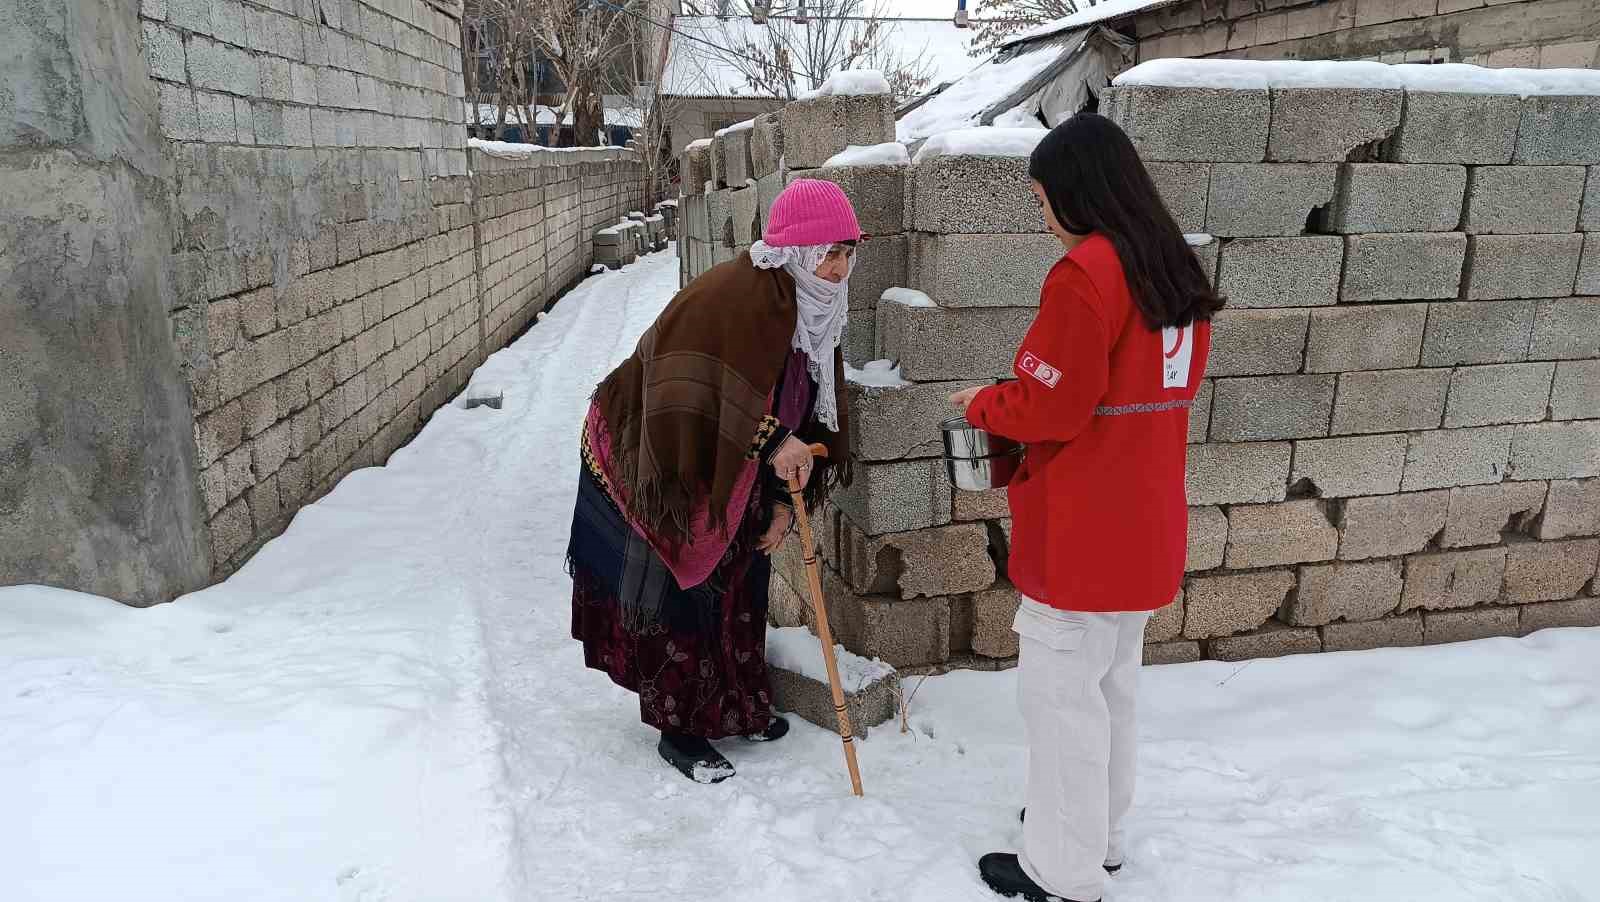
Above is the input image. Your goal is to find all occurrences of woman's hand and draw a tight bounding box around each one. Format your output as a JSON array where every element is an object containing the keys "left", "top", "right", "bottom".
[
  {"left": 770, "top": 435, "right": 816, "bottom": 490},
  {"left": 758, "top": 505, "right": 794, "bottom": 555},
  {"left": 949, "top": 386, "right": 985, "bottom": 412}
]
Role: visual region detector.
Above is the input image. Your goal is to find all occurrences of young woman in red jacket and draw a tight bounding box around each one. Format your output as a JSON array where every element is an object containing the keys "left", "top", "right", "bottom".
[{"left": 951, "top": 114, "right": 1225, "bottom": 902}]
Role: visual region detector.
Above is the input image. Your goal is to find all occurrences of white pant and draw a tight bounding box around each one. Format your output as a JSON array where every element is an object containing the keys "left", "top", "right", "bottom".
[{"left": 1013, "top": 598, "right": 1149, "bottom": 902}]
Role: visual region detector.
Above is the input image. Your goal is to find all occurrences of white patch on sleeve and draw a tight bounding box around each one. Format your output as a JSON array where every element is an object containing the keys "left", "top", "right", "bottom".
[
  {"left": 1162, "top": 325, "right": 1195, "bottom": 389},
  {"left": 1019, "top": 352, "right": 1062, "bottom": 388}
]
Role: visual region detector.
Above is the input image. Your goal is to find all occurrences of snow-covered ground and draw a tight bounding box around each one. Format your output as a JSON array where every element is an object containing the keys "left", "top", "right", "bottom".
[{"left": 4, "top": 248, "right": 1598, "bottom": 902}]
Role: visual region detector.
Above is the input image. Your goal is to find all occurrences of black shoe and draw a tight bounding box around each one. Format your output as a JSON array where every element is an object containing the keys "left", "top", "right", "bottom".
[
  {"left": 1017, "top": 811, "right": 1122, "bottom": 875},
  {"left": 743, "top": 714, "right": 790, "bottom": 743},
  {"left": 978, "top": 853, "right": 1099, "bottom": 902},
  {"left": 657, "top": 732, "right": 735, "bottom": 784}
]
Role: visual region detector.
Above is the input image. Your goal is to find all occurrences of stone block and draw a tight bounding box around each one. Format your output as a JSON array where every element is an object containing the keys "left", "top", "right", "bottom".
[
  {"left": 1464, "top": 234, "right": 1584, "bottom": 300},
  {"left": 1581, "top": 235, "right": 1600, "bottom": 296},
  {"left": 1187, "top": 506, "right": 1228, "bottom": 572},
  {"left": 1146, "top": 162, "right": 1211, "bottom": 233},
  {"left": 1331, "top": 368, "right": 1449, "bottom": 435},
  {"left": 729, "top": 186, "right": 758, "bottom": 246},
  {"left": 969, "top": 583, "right": 1022, "bottom": 658},
  {"left": 158, "top": 82, "right": 199, "bottom": 141},
  {"left": 911, "top": 155, "right": 1039, "bottom": 234},
  {"left": 1268, "top": 88, "right": 1402, "bottom": 163},
  {"left": 1206, "top": 163, "right": 1337, "bottom": 237},
  {"left": 1146, "top": 590, "right": 1185, "bottom": 643},
  {"left": 906, "top": 233, "right": 1062, "bottom": 307},
  {"left": 1225, "top": 500, "right": 1339, "bottom": 569},
  {"left": 952, "top": 485, "right": 1009, "bottom": 523},
  {"left": 1216, "top": 237, "right": 1342, "bottom": 308},
  {"left": 835, "top": 590, "right": 952, "bottom": 669},
  {"left": 1322, "top": 613, "right": 1424, "bottom": 652},
  {"left": 807, "top": 164, "right": 906, "bottom": 237},
  {"left": 1504, "top": 539, "right": 1600, "bottom": 603},
  {"left": 1339, "top": 490, "right": 1450, "bottom": 561},
  {"left": 835, "top": 519, "right": 996, "bottom": 600},
  {"left": 1401, "top": 548, "right": 1507, "bottom": 612},
  {"left": 1106, "top": 85, "right": 1269, "bottom": 162},
  {"left": 718, "top": 128, "right": 751, "bottom": 187},
  {"left": 1306, "top": 305, "right": 1426, "bottom": 373},
  {"left": 1442, "top": 482, "right": 1548, "bottom": 549},
  {"left": 1209, "top": 622, "right": 1323, "bottom": 661},
  {"left": 1209, "top": 375, "right": 1335, "bottom": 442},
  {"left": 1520, "top": 598, "right": 1600, "bottom": 635},
  {"left": 1514, "top": 95, "right": 1600, "bottom": 165},
  {"left": 1317, "top": 164, "right": 1467, "bottom": 233},
  {"left": 1530, "top": 297, "right": 1600, "bottom": 361},
  {"left": 849, "top": 378, "right": 983, "bottom": 462},
  {"left": 833, "top": 459, "right": 945, "bottom": 536},
  {"left": 1291, "top": 434, "right": 1408, "bottom": 499},
  {"left": 1186, "top": 442, "right": 1292, "bottom": 506},
  {"left": 1584, "top": 166, "right": 1599, "bottom": 231},
  {"left": 1539, "top": 479, "right": 1600, "bottom": 541},
  {"left": 1183, "top": 570, "right": 1297, "bottom": 639},
  {"left": 1463, "top": 166, "right": 1586, "bottom": 235},
  {"left": 1143, "top": 641, "right": 1203, "bottom": 665},
  {"left": 754, "top": 170, "right": 785, "bottom": 231},
  {"left": 1403, "top": 426, "right": 1515, "bottom": 492},
  {"left": 1189, "top": 380, "right": 1212, "bottom": 443},
  {"left": 1384, "top": 92, "right": 1521, "bottom": 164},
  {"left": 1208, "top": 308, "right": 1308, "bottom": 377},
  {"left": 778, "top": 94, "right": 896, "bottom": 169},
  {"left": 750, "top": 113, "right": 784, "bottom": 178},
  {"left": 876, "top": 302, "right": 1034, "bottom": 381},
  {"left": 1510, "top": 421, "right": 1600, "bottom": 481},
  {"left": 1340, "top": 233, "right": 1466, "bottom": 302},
  {"left": 767, "top": 648, "right": 898, "bottom": 739},
  {"left": 1445, "top": 362, "right": 1556, "bottom": 429},
  {"left": 1423, "top": 606, "right": 1519, "bottom": 645},
  {"left": 143, "top": 22, "right": 187, "bottom": 83},
  {"left": 1422, "top": 301, "right": 1535, "bottom": 367}
]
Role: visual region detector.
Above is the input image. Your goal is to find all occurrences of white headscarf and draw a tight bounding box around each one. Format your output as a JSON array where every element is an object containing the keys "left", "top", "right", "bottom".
[{"left": 749, "top": 240, "right": 854, "bottom": 433}]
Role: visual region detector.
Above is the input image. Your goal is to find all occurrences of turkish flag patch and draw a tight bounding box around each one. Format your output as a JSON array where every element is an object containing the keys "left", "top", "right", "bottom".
[{"left": 1019, "top": 352, "right": 1062, "bottom": 388}]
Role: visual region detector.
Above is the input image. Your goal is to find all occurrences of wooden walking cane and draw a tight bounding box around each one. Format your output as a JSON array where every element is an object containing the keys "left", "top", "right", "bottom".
[{"left": 787, "top": 444, "right": 865, "bottom": 797}]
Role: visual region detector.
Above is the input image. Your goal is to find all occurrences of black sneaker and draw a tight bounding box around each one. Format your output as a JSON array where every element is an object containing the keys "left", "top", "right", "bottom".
[
  {"left": 1017, "top": 811, "right": 1122, "bottom": 875},
  {"left": 743, "top": 715, "right": 790, "bottom": 743},
  {"left": 978, "top": 853, "right": 1099, "bottom": 902},
  {"left": 657, "top": 732, "right": 735, "bottom": 784}
]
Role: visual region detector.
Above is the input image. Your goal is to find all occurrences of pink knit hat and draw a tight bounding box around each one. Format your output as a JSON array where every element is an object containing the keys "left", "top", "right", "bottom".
[{"left": 762, "top": 179, "right": 863, "bottom": 247}]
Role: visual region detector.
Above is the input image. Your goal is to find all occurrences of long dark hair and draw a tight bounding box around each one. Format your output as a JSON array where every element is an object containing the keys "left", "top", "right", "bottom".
[{"left": 1029, "top": 113, "right": 1225, "bottom": 330}]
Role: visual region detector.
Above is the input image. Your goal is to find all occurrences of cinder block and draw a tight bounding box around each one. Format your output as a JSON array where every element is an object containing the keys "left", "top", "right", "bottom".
[
  {"left": 704, "top": 189, "right": 733, "bottom": 247},
  {"left": 1442, "top": 482, "right": 1547, "bottom": 548},
  {"left": 1401, "top": 548, "right": 1508, "bottom": 612},
  {"left": 750, "top": 113, "right": 784, "bottom": 178},
  {"left": 1504, "top": 539, "right": 1600, "bottom": 603},
  {"left": 1317, "top": 164, "right": 1467, "bottom": 233},
  {"left": 1209, "top": 622, "right": 1323, "bottom": 661},
  {"left": 1340, "top": 233, "right": 1465, "bottom": 302},
  {"left": 1182, "top": 570, "right": 1296, "bottom": 639},
  {"left": 1539, "top": 479, "right": 1600, "bottom": 541},
  {"left": 1225, "top": 500, "right": 1339, "bottom": 569},
  {"left": 1189, "top": 380, "right": 1212, "bottom": 443},
  {"left": 1514, "top": 95, "right": 1600, "bottom": 165},
  {"left": 1186, "top": 442, "right": 1292, "bottom": 506},
  {"left": 906, "top": 233, "right": 1062, "bottom": 308},
  {"left": 1339, "top": 490, "right": 1450, "bottom": 561},
  {"left": 1146, "top": 162, "right": 1211, "bottom": 233},
  {"left": 1520, "top": 598, "right": 1600, "bottom": 635},
  {"left": 1530, "top": 297, "right": 1600, "bottom": 361},
  {"left": 849, "top": 378, "right": 984, "bottom": 462},
  {"left": 833, "top": 459, "right": 945, "bottom": 536},
  {"left": 754, "top": 171, "right": 784, "bottom": 233},
  {"left": 876, "top": 302, "right": 1034, "bottom": 381},
  {"left": 952, "top": 484, "right": 1008, "bottom": 523},
  {"left": 1285, "top": 560, "right": 1403, "bottom": 626},
  {"left": 1509, "top": 421, "right": 1600, "bottom": 481},
  {"left": 1462, "top": 166, "right": 1586, "bottom": 235},
  {"left": 1209, "top": 375, "right": 1335, "bottom": 442},
  {"left": 834, "top": 518, "right": 996, "bottom": 599},
  {"left": 1188, "top": 505, "right": 1228, "bottom": 572},
  {"left": 806, "top": 164, "right": 905, "bottom": 237},
  {"left": 1106, "top": 85, "right": 1269, "bottom": 162},
  {"left": 1403, "top": 426, "right": 1515, "bottom": 492},
  {"left": 1444, "top": 362, "right": 1556, "bottom": 428},
  {"left": 718, "top": 128, "right": 751, "bottom": 187},
  {"left": 1216, "top": 237, "right": 1342, "bottom": 308},
  {"left": 1208, "top": 308, "right": 1308, "bottom": 377},
  {"left": 1583, "top": 166, "right": 1599, "bottom": 231},
  {"left": 729, "top": 186, "right": 758, "bottom": 246},
  {"left": 1191, "top": 236, "right": 1220, "bottom": 284},
  {"left": 1464, "top": 234, "right": 1584, "bottom": 300},
  {"left": 766, "top": 645, "right": 898, "bottom": 738},
  {"left": 1384, "top": 92, "right": 1521, "bottom": 164},
  {"left": 1306, "top": 305, "right": 1426, "bottom": 373},
  {"left": 1144, "top": 640, "right": 1202, "bottom": 665},
  {"left": 1292, "top": 434, "right": 1408, "bottom": 499},
  {"left": 1145, "top": 589, "right": 1186, "bottom": 643},
  {"left": 1268, "top": 88, "right": 1402, "bottom": 163},
  {"left": 682, "top": 142, "right": 711, "bottom": 195},
  {"left": 1580, "top": 234, "right": 1600, "bottom": 296},
  {"left": 969, "top": 583, "right": 1022, "bottom": 658},
  {"left": 1423, "top": 606, "right": 1519, "bottom": 645},
  {"left": 1206, "top": 163, "right": 1337, "bottom": 237},
  {"left": 778, "top": 94, "right": 896, "bottom": 169},
  {"left": 1331, "top": 368, "right": 1449, "bottom": 435},
  {"left": 911, "top": 155, "right": 1039, "bottom": 234},
  {"left": 1422, "top": 301, "right": 1535, "bottom": 367},
  {"left": 1322, "top": 613, "right": 1424, "bottom": 652}
]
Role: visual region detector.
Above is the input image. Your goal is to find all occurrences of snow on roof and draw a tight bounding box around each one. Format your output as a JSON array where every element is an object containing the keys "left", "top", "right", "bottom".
[
  {"left": 1114, "top": 59, "right": 1600, "bottom": 97},
  {"left": 663, "top": 16, "right": 986, "bottom": 99},
  {"left": 896, "top": 43, "right": 1066, "bottom": 142},
  {"left": 1001, "top": 0, "right": 1177, "bottom": 49}
]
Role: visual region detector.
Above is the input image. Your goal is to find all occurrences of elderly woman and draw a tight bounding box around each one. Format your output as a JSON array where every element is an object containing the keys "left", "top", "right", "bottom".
[{"left": 568, "top": 180, "right": 860, "bottom": 784}]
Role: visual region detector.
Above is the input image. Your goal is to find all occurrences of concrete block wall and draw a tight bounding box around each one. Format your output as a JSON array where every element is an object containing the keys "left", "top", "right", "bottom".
[{"left": 679, "top": 66, "right": 1600, "bottom": 670}]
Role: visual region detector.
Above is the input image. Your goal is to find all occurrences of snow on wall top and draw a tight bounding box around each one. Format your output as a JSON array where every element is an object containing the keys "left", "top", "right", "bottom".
[
  {"left": 472, "top": 103, "right": 643, "bottom": 129},
  {"left": 823, "top": 143, "right": 911, "bottom": 168},
  {"left": 1001, "top": 0, "right": 1176, "bottom": 49},
  {"left": 765, "top": 627, "right": 895, "bottom": 693},
  {"left": 800, "top": 69, "right": 892, "bottom": 99},
  {"left": 1114, "top": 59, "right": 1600, "bottom": 97},
  {"left": 713, "top": 119, "right": 757, "bottom": 138},
  {"left": 846, "top": 360, "right": 913, "bottom": 389},
  {"left": 468, "top": 139, "right": 634, "bottom": 161},
  {"left": 897, "top": 44, "right": 1066, "bottom": 143},
  {"left": 912, "top": 127, "right": 1049, "bottom": 163}
]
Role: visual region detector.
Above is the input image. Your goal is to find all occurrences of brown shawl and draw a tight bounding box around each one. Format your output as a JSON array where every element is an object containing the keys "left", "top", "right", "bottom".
[{"left": 594, "top": 252, "right": 851, "bottom": 553}]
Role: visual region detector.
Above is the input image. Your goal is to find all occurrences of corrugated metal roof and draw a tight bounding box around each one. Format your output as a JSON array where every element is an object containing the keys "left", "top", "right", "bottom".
[{"left": 999, "top": 0, "right": 1178, "bottom": 49}]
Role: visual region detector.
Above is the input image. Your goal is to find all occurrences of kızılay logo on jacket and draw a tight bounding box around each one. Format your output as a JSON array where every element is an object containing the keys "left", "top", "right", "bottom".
[
  {"left": 1161, "top": 324, "right": 1194, "bottom": 389},
  {"left": 1019, "top": 352, "right": 1061, "bottom": 388}
]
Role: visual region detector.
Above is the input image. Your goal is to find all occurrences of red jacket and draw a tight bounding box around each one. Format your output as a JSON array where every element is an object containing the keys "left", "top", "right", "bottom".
[{"left": 966, "top": 235, "right": 1210, "bottom": 613}]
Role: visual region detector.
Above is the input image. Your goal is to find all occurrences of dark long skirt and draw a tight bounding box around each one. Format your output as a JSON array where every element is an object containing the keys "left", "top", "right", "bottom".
[{"left": 569, "top": 465, "right": 775, "bottom": 740}]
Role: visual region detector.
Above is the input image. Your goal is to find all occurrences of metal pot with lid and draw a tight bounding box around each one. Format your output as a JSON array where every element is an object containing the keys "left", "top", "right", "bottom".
[{"left": 941, "top": 416, "right": 1024, "bottom": 492}]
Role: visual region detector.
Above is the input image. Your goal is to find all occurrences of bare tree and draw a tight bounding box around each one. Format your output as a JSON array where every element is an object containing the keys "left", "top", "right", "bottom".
[{"left": 969, "top": 0, "right": 1089, "bottom": 58}]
